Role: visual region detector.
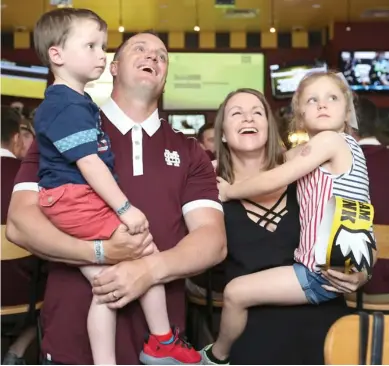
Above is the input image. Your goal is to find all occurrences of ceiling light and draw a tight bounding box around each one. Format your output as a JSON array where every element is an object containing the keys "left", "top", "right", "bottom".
[
  {"left": 118, "top": 25, "right": 125, "bottom": 33},
  {"left": 312, "top": 4, "right": 320, "bottom": 8},
  {"left": 194, "top": 25, "right": 200, "bottom": 32},
  {"left": 346, "top": 26, "right": 351, "bottom": 31},
  {"left": 270, "top": 27, "right": 276, "bottom": 33}
]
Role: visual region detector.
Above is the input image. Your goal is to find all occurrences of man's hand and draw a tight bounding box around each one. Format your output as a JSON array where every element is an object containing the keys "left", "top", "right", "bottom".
[
  {"left": 103, "top": 224, "right": 154, "bottom": 264},
  {"left": 92, "top": 257, "right": 155, "bottom": 308}
]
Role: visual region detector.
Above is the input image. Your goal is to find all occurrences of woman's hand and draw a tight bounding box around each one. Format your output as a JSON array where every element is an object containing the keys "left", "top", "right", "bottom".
[
  {"left": 321, "top": 269, "right": 368, "bottom": 294},
  {"left": 216, "top": 177, "right": 232, "bottom": 202}
]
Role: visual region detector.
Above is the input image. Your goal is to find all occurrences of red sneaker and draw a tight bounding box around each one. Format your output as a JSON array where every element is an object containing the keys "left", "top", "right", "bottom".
[{"left": 139, "top": 327, "right": 202, "bottom": 365}]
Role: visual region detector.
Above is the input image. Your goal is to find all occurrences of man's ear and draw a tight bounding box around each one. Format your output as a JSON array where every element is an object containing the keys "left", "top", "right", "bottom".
[
  {"left": 110, "top": 61, "right": 118, "bottom": 77},
  {"left": 48, "top": 46, "right": 65, "bottom": 66}
]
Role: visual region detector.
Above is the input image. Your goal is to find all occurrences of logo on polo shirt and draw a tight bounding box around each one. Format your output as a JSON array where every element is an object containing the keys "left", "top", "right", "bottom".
[{"left": 164, "top": 149, "right": 180, "bottom": 167}]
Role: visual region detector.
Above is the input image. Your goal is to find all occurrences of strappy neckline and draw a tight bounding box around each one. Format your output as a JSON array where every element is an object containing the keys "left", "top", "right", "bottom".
[{"left": 240, "top": 188, "right": 289, "bottom": 232}]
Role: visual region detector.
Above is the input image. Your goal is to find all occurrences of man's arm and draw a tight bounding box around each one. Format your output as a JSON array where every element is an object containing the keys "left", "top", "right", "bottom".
[
  {"left": 6, "top": 189, "right": 95, "bottom": 265},
  {"left": 146, "top": 207, "right": 226, "bottom": 284},
  {"left": 7, "top": 189, "right": 154, "bottom": 265}
]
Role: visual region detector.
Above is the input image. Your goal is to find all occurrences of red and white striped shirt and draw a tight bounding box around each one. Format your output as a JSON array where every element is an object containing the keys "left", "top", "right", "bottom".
[{"left": 294, "top": 133, "right": 370, "bottom": 272}]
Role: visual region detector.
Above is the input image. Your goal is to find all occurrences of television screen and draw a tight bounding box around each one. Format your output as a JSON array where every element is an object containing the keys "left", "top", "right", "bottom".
[
  {"left": 270, "top": 63, "right": 328, "bottom": 99},
  {"left": 163, "top": 53, "right": 264, "bottom": 110},
  {"left": 85, "top": 53, "right": 114, "bottom": 106},
  {"left": 1, "top": 60, "right": 49, "bottom": 99},
  {"left": 340, "top": 51, "right": 389, "bottom": 92},
  {"left": 168, "top": 114, "right": 206, "bottom": 135}
]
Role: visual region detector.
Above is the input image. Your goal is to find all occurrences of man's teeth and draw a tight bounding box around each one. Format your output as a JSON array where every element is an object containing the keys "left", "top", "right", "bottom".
[{"left": 140, "top": 66, "right": 155, "bottom": 74}]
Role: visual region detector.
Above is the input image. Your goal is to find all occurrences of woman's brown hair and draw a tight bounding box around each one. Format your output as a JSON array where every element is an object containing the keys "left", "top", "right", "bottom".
[{"left": 214, "top": 88, "right": 284, "bottom": 183}]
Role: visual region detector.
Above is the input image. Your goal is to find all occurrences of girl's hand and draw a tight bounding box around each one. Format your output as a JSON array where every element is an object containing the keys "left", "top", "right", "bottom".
[
  {"left": 321, "top": 269, "right": 368, "bottom": 294},
  {"left": 216, "top": 176, "right": 232, "bottom": 202}
]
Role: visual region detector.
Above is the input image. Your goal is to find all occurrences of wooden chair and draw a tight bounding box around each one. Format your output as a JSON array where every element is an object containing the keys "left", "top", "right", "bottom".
[
  {"left": 324, "top": 313, "right": 389, "bottom": 365},
  {"left": 1, "top": 225, "right": 44, "bottom": 361},
  {"left": 345, "top": 224, "right": 389, "bottom": 313},
  {"left": 186, "top": 270, "right": 224, "bottom": 349}
]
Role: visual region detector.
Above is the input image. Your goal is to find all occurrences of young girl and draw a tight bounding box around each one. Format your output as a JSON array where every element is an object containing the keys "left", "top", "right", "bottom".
[{"left": 202, "top": 71, "right": 376, "bottom": 365}]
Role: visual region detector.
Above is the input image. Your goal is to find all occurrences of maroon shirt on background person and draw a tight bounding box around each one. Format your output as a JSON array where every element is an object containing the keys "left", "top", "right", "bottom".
[
  {"left": 13, "top": 98, "right": 221, "bottom": 365},
  {"left": 1, "top": 153, "right": 46, "bottom": 306},
  {"left": 360, "top": 143, "right": 389, "bottom": 294}
]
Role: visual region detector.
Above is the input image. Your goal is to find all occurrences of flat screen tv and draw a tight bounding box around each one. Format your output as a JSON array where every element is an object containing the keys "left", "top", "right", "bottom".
[
  {"left": 340, "top": 51, "right": 389, "bottom": 92},
  {"left": 269, "top": 62, "right": 328, "bottom": 99},
  {"left": 1, "top": 60, "right": 49, "bottom": 99},
  {"left": 163, "top": 53, "right": 264, "bottom": 110},
  {"left": 168, "top": 114, "right": 206, "bottom": 135}
]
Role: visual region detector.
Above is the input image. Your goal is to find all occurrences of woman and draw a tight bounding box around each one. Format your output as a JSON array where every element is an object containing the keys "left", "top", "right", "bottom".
[{"left": 212, "top": 88, "right": 368, "bottom": 364}]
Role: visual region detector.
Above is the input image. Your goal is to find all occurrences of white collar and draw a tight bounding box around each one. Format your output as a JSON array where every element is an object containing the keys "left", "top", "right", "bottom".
[
  {"left": 100, "top": 98, "right": 161, "bottom": 136},
  {"left": 359, "top": 137, "right": 381, "bottom": 146},
  {"left": 0, "top": 147, "right": 17, "bottom": 158}
]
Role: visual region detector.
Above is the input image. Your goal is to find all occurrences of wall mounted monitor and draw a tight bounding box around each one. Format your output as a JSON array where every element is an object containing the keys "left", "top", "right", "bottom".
[
  {"left": 340, "top": 51, "right": 389, "bottom": 92},
  {"left": 1, "top": 60, "right": 49, "bottom": 99},
  {"left": 168, "top": 114, "right": 206, "bottom": 135},
  {"left": 163, "top": 53, "right": 264, "bottom": 110},
  {"left": 270, "top": 62, "right": 328, "bottom": 99}
]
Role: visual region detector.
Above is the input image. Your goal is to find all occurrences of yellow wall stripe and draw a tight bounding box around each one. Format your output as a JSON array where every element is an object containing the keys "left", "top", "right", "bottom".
[
  {"left": 107, "top": 32, "right": 124, "bottom": 49},
  {"left": 292, "top": 31, "right": 308, "bottom": 48},
  {"left": 230, "top": 32, "right": 246, "bottom": 49},
  {"left": 261, "top": 32, "right": 277, "bottom": 48},
  {"left": 14, "top": 31, "right": 30, "bottom": 49},
  {"left": 199, "top": 32, "right": 215, "bottom": 49},
  {"left": 168, "top": 31, "right": 184, "bottom": 49}
]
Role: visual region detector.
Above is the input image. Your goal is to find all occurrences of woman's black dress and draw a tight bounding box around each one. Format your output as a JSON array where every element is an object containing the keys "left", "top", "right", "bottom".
[{"left": 224, "top": 183, "right": 351, "bottom": 365}]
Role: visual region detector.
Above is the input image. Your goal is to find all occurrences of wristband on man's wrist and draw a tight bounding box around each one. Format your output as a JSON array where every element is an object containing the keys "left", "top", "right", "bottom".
[
  {"left": 116, "top": 200, "right": 131, "bottom": 216},
  {"left": 94, "top": 239, "right": 105, "bottom": 264}
]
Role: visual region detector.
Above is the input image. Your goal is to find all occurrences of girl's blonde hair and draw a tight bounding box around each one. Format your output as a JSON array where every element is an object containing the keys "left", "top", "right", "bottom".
[
  {"left": 290, "top": 71, "right": 353, "bottom": 134},
  {"left": 214, "top": 88, "right": 284, "bottom": 184}
]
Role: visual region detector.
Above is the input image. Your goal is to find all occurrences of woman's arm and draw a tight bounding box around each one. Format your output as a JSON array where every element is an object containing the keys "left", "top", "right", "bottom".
[{"left": 220, "top": 131, "right": 347, "bottom": 200}]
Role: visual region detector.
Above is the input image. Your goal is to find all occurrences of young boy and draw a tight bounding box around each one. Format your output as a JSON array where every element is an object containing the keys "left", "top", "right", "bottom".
[{"left": 33, "top": 8, "right": 201, "bottom": 365}]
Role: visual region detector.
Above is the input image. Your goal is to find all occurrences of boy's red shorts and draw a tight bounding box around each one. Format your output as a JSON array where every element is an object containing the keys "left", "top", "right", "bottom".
[{"left": 39, "top": 184, "right": 121, "bottom": 240}]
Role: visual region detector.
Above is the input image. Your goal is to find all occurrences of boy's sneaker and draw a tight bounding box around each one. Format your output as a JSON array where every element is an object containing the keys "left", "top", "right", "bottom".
[
  {"left": 201, "top": 344, "right": 230, "bottom": 365},
  {"left": 139, "top": 326, "right": 201, "bottom": 365}
]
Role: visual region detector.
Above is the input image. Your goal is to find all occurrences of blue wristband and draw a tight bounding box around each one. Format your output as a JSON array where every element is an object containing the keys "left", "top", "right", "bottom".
[
  {"left": 116, "top": 200, "right": 131, "bottom": 216},
  {"left": 94, "top": 239, "right": 105, "bottom": 264}
]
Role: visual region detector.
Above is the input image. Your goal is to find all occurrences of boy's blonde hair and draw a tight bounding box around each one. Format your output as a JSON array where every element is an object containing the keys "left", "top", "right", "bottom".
[
  {"left": 34, "top": 8, "right": 107, "bottom": 66},
  {"left": 290, "top": 71, "right": 353, "bottom": 133}
]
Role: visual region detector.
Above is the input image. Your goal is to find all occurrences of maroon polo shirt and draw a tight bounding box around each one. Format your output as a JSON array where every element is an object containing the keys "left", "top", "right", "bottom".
[
  {"left": 361, "top": 143, "right": 389, "bottom": 294},
  {"left": 13, "top": 99, "right": 221, "bottom": 364},
  {"left": 1, "top": 154, "right": 46, "bottom": 306}
]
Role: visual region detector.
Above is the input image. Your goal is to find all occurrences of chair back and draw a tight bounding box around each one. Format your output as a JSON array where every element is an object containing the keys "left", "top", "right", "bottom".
[
  {"left": 1, "top": 225, "right": 31, "bottom": 260},
  {"left": 324, "top": 313, "right": 389, "bottom": 365},
  {"left": 374, "top": 225, "right": 389, "bottom": 259}
]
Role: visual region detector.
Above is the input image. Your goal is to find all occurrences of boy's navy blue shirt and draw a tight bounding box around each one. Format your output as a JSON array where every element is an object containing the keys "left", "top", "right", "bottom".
[{"left": 35, "top": 85, "right": 115, "bottom": 189}]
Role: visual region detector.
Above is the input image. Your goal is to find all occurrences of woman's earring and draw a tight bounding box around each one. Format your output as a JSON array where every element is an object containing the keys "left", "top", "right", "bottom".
[{"left": 222, "top": 136, "right": 227, "bottom": 143}]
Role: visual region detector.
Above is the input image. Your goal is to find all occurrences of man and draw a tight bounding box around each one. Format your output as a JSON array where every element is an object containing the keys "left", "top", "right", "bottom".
[
  {"left": 355, "top": 98, "right": 389, "bottom": 295},
  {"left": 197, "top": 123, "right": 216, "bottom": 158},
  {"left": 6, "top": 31, "right": 226, "bottom": 365},
  {"left": 1, "top": 107, "right": 44, "bottom": 365},
  {"left": 19, "top": 119, "right": 35, "bottom": 158}
]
